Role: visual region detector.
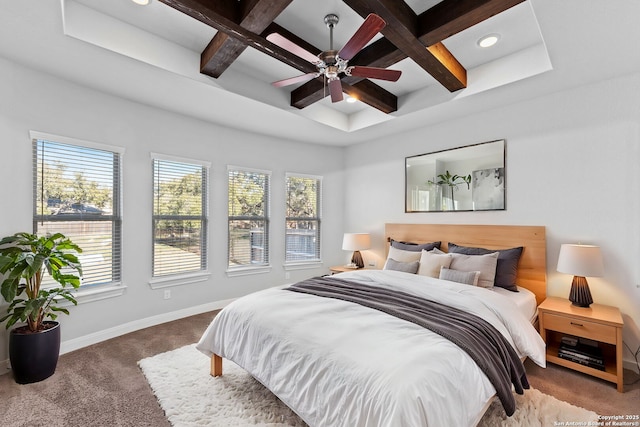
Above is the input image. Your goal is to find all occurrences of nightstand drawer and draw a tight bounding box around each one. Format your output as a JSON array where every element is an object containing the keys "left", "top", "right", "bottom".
[{"left": 543, "top": 313, "right": 616, "bottom": 344}]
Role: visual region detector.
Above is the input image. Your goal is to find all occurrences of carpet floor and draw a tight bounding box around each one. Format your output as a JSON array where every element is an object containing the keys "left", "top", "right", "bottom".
[
  {"left": 0, "top": 310, "right": 638, "bottom": 426},
  {"left": 138, "top": 344, "right": 599, "bottom": 427}
]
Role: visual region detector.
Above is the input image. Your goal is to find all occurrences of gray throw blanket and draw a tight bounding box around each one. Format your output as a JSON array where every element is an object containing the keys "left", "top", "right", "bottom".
[{"left": 286, "top": 276, "right": 529, "bottom": 416}]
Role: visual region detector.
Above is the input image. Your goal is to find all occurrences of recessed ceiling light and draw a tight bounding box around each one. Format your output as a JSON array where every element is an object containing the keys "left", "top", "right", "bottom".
[
  {"left": 478, "top": 34, "right": 500, "bottom": 48},
  {"left": 131, "top": 0, "right": 150, "bottom": 5},
  {"left": 345, "top": 96, "right": 357, "bottom": 104}
]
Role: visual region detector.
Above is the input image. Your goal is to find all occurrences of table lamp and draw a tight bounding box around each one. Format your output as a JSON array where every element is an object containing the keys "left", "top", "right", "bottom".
[
  {"left": 342, "top": 233, "right": 371, "bottom": 268},
  {"left": 556, "top": 244, "right": 604, "bottom": 307}
]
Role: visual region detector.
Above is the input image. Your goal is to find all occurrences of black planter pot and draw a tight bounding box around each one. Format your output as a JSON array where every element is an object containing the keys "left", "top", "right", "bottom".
[{"left": 9, "top": 321, "right": 61, "bottom": 384}]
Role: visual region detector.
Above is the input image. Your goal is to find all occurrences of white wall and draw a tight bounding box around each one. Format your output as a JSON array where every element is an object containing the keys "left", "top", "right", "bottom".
[
  {"left": 344, "top": 72, "right": 640, "bottom": 367},
  {"left": 0, "top": 57, "right": 346, "bottom": 363}
]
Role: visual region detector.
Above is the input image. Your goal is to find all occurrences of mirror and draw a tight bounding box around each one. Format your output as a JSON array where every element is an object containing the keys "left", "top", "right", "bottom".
[{"left": 405, "top": 140, "right": 505, "bottom": 212}]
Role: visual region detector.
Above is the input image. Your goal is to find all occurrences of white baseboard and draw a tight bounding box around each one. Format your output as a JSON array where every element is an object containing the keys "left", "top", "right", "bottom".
[
  {"left": 0, "top": 297, "right": 235, "bottom": 375},
  {"left": 624, "top": 358, "right": 640, "bottom": 374}
]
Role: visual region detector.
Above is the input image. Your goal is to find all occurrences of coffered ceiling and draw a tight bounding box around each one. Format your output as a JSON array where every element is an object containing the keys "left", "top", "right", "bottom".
[{"left": 1, "top": 1, "right": 640, "bottom": 145}]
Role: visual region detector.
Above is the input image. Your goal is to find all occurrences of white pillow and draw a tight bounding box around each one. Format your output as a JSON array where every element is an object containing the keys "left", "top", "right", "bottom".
[
  {"left": 384, "top": 246, "right": 422, "bottom": 270},
  {"left": 417, "top": 250, "right": 453, "bottom": 278},
  {"left": 439, "top": 267, "right": 480, "bottom": 286},
  {"left": 448, "top": 252, "right": 499, "bottom": 288}
]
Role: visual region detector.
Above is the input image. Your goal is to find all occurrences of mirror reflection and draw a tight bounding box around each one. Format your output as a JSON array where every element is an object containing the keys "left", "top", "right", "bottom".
[{"left": 405, "top": 140, "right": 505, "bottom": 212}]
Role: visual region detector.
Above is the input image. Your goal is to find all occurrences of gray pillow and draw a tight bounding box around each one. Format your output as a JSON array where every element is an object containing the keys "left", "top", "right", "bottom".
[
  {"left": 383, "top": 258, "right": 420, "bottom": 274},
  {"left": 439, "top": 267, "right": 480, "bottom": 286},
  {"left": 391, "top": 239, "right": 441, "bottom": 252},
  {"left": 448, "top": 243, "right": 523, "bottom": 292},
  {"left": 448, "top": 252, "right": 499, "bottom": 288}
]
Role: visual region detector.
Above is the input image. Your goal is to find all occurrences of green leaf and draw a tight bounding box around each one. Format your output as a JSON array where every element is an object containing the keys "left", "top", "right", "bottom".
[
  {"left": 58, "top": 292, "right": 78, "bottom": 305},
  {"left": 50, "top": 306, "right": 70, "bottom": 315},
  {"left": 1, "top": 277, "right": 19, "bottom": 302}
]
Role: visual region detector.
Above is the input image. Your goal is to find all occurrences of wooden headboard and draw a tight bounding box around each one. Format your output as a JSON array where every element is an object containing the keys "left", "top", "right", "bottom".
[{"left": 385, "top": 224, "right": 547, "bottom": 306}]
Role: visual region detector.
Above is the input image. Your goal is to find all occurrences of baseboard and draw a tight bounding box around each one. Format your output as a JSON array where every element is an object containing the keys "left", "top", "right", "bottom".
[
  {"left": 624, "top": 358, "right": 640, "bottom": 374},
  {"left": 59, "top": 298, "right": 235, "bottom": 355},
  {"left": 0, "top": 297, "right": 235, "bottom": 375}
]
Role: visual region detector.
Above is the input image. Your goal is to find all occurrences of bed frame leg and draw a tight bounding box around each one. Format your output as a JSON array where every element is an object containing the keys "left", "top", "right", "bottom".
[{"left": 211, "top": 354, "right": 223, "bottom": 377}]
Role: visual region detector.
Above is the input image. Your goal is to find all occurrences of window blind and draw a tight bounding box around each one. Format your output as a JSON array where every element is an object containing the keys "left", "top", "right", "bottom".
[
  {"left": 33, "top": 137, "right": 122, "bottom": 286},
  {"left": 228, "top": 167, "right": 270, "bottom": 268},
  {"left": 152, "top": 158, "right": 208, "bottom": 277},
  {"left": 285, "top": 174, "right": 322, "bottom": 262}
]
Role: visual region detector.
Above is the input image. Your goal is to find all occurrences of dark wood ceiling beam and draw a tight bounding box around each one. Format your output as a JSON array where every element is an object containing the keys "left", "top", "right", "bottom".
[
  {"left": 342, "top": 80, "right": 398, "bottom": 114},
  {"left": 159, "top": 0, "right": 317, "bottom": 74},
  {"left": 201, "top": 0, "right": 293, "bottom": 78},
  {"left": 342, "top": 0, "right": 467, "bottom": 91},
  {"left": 418, "top": 0, "right": 525, "bottom": 46}
]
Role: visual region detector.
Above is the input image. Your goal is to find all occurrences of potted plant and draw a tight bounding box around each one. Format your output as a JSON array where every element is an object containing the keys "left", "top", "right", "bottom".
[
  {"left": 428, "top": 170, "right": 471, "bottom": 210},
  {"left": 0, "top": 232, "right": 82, "bottom": 383}
]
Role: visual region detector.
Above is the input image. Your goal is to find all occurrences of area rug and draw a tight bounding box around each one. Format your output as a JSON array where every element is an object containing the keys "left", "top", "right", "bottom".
[{"left": 138, "top": 344, "right": 599, "bottom": 427}]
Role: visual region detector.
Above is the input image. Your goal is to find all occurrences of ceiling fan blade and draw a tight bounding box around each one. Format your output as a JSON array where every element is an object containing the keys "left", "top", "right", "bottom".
[
  {"left": 266, "top": 33, "right": 319, "bottom": 64},
  {"left": 338, "top": 14, "right": 386, "bottom": 61},
  {"left": 329, "top": 78, "right": 343, "bottom": 103},
  {"left": 349, "top": 66, "right": 401, "bottom": 82},
  {"left": 272, "top": 73, "right": 319, "bottom": 88}
]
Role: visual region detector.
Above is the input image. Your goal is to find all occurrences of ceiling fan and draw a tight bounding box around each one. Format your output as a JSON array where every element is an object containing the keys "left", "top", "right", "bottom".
[{"left": 268, "top": 13, "right": 402, "bottom": 103}]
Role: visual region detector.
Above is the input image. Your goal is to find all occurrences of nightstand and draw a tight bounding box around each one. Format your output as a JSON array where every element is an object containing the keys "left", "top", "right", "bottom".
[
  {"left": 538, "top": 296, "right": 624, "bottom": 392},
  {"left": 329, "top": 265, "right": 360, "bottom": 274}
]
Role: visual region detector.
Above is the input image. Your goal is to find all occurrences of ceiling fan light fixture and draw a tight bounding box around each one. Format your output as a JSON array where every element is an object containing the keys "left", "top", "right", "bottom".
[
  {"left": 478, "top": 34, "right": 500, "bottom": 48},
  {"left": 326, "top": 65, "right": 339, "bottom": 79},
  {"left": 131, "top": 0, "right": 150, "bottom": 5}
]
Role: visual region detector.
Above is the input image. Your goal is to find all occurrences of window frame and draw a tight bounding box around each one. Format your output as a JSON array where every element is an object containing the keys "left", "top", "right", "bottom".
[
  {"left": 284, "top": 172, "right": 322, "bottom": 269},
  {"left": 149, "top": 153, "right": 210, "bottom": 286},
  {"left": 226, "top": 165, "right": 271, "bottom": 277},
  {"left": 30, "top": 130, "right": 126, "bottom": 304}
]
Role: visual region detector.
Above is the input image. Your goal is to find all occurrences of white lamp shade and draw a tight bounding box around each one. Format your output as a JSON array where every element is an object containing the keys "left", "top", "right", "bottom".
[
  {"left": 557, "top": 244, "right": 604, "bottom": 277},
  {"left": 342, "top": 233, "right": 371, "bottom": 251}
]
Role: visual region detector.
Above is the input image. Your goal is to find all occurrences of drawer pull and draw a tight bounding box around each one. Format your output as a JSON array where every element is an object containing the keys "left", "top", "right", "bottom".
[{"left": 570, "top": 322, "right": 584, "bottom": 327}]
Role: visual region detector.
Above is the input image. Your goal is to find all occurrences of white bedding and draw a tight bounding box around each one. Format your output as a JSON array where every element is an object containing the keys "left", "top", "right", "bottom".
[
  {"left": 197, "top": 270, "right": 546, "bottom": 427},
  {"left": 491, "top": 285, "right": 538, "bottom": 324}
]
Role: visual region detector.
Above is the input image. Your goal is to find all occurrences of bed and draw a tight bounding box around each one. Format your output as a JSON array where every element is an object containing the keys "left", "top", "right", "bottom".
[{"left": 197, "top": 224, "right": 548, "bottom": 426}]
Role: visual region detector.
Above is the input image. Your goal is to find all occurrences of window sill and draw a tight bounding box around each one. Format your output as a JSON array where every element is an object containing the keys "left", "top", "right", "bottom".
[
  {"left": 148, "top": 271, "right": 211, "bottom": 289},
  {"left": 226, "top": 265, "right": 272, "bottom": 277},
  {"left": 58, "top": 283, "right": 127, "bottom": 306},
  {"left": 283, "top": 261, "right": 323, "bottom": 271}
]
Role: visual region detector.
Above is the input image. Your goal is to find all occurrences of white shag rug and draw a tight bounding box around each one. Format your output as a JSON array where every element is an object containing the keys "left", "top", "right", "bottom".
[{"left": 138, "top": 344, "right": 599, "bottom": 427}]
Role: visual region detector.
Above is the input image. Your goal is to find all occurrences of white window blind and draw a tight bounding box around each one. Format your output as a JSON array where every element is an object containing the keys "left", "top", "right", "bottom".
[
  {"left": 285, "top": 174, "right": 322, "bottom": 262},
  {"left": 32, "top": 135, "right": 122, "bottom": 287},
  {"left": 228, "top": 167, "right": 270, "bottom": 268},
  {"left": 152, "top": 157, "right": 208, "bottom": 277}
]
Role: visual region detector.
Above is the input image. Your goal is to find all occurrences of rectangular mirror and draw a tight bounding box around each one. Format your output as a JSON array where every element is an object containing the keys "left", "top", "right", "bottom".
[{"left": 405, "top": 140, "right": 505, "bottom": 212}]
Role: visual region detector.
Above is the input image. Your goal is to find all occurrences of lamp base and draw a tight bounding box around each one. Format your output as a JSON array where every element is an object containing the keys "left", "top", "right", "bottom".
[
  {"left": 351, "top": 250, "right": 364, "bottom": 269},
  {"left": 569, "top": 276, "right": 593, "bottom": 307}
]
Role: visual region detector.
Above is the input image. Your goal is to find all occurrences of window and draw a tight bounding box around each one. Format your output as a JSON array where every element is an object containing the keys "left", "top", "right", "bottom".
[
  {"left": 152, "top": 155, "right": 209, "bottom": 277},
  {"left": 285, "top": 174, "right": 321, "bottom": 263},
  {"left": 227, "top": 167, "right": 270, "bottom": 271},
  {"left": 32, "top": 132, "right": 123, "bottom": 287}
]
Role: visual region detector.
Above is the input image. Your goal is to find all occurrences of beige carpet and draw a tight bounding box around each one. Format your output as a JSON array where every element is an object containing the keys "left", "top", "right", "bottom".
[{"left": 139, "top": 344, "right": 600, "bottom": 427}]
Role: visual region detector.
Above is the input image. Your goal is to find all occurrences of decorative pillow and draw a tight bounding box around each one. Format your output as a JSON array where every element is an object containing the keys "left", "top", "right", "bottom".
[
  {"left": 417, "top": 250, "right": 453, "bottom": 278},
  {"left": 390, "top": 239, "right": 441, "bottom": 252},
  {"left": 439, "top": 267, "right": 480, "bottom": 286},
  {"left": 383, "top": 258, "right": 420, "bottom": 274},
  {"left": 448, "top": 252, "right": 499, "bottom": 288},
  {"left": 448, "top": 243, "right": 523, "bottom": 292},
  {"left": 384, "top": 246, "right": 422, "bottom": 266}
]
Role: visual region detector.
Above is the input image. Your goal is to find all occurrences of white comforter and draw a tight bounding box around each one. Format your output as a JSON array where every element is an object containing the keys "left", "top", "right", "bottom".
[{"left": 197, "top": 270, "right": 546, "bottom": 427}]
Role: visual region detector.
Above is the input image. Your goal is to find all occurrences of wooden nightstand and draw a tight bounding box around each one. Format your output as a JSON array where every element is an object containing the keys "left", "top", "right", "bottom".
[
  {"left": 538, "top": 296, "right": 624, "bottom": 392},
  {"left": 329, "top": 265, "right": 360, "bottom": 274}
]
